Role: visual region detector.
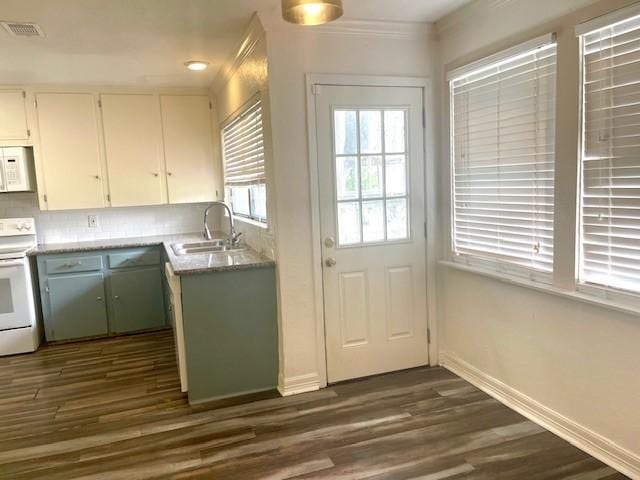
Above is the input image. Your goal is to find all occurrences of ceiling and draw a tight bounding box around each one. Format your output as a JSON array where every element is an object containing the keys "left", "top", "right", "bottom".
[{"left": 0, "top": 0, "right": 470, "bottom": 87}]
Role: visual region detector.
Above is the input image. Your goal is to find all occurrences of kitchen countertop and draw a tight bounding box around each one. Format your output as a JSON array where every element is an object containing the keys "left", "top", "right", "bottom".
[{"left": 27, "top": 233, "right": 275, "bottom": 275}]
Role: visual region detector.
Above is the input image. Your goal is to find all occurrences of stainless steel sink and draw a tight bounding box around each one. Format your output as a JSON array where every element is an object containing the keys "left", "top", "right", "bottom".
[{"left": 171, "top": 240, "right": 247, "bottom": 256}]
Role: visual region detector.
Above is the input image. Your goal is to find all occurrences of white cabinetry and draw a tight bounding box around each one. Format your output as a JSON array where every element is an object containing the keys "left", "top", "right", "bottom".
[
  {"left": 161, "top": 95, "right": 217, "bottom": 204},
  {"left": 100, "top": 94, "right": 166, "bottom": 207},
  {"left": 35, "top": 93, "right": 105, "bottom": 210},
  {"left": 0, "top": 90, "right": 29, "bottom": 141}
]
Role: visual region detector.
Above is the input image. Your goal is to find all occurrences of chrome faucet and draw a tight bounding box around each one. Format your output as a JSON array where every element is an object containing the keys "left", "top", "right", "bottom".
[{"left": 203, "top": 201, "right": 242, "bottom": 246}]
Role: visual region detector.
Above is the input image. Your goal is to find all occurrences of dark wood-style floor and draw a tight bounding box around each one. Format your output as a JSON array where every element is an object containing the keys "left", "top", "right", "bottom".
[{"left": 0, "top": 330, "right": 627, "bottom": 480}]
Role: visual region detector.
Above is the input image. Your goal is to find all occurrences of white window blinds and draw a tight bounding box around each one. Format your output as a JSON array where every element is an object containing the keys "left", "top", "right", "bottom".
[
  {"left": 579, "top": 12, "right": 640, "bottom": 294},
  {"left": 450, "top": 38, "right": 557, "bottom": 274},
  {"left": 222, "top": 99, "right": 265, "bottom": 186}
]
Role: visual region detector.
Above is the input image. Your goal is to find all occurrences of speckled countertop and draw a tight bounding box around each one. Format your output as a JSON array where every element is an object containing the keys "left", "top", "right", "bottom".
[{"left": 27, "top": 233, "right": 275, "bottom": 275}]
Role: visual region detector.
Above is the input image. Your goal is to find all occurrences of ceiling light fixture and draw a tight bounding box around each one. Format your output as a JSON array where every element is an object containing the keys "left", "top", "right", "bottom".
[
  {"left": 185, "top": 61, "right": 209, "bottom": 71},
  {"left": 281, "top": 0, "right": 343, "bottom": 26}
]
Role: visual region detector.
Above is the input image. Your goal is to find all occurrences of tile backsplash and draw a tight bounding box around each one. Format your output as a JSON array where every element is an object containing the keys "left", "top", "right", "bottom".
[{"left": 1, "top": 193, "right": 209, "bottom": 244}]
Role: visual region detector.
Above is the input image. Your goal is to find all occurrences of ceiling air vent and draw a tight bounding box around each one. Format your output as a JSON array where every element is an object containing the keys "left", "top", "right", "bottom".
[{"left": 1, "top": 21, "right": 44, "bottom": 37}]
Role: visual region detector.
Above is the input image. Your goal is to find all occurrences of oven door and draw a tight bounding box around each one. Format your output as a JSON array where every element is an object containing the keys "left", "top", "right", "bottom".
[{"left": 0, "top": 257, "right": 35, "bottom": 330}]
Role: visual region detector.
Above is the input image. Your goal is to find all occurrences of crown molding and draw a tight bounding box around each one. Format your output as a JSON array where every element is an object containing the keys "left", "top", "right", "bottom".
[
  {"left": 258, "top": 11, "right": 435, "bottom": 41},
  {"left": 211, "top": 14, "right": 265, "bottom": 94}
]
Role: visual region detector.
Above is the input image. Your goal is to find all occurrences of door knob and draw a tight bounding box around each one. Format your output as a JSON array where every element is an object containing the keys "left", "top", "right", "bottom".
[
  {"left": 324, "top": 236, "right": 335, "bottom": 248},
  {"left": 325, "top": 257, "right": 337, "bottom": 267}
]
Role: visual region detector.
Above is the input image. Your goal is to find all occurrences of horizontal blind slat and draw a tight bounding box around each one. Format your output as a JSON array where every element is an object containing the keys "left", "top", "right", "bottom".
[{"left": 223, "top": 99, "right": 266, "bottom": 186}]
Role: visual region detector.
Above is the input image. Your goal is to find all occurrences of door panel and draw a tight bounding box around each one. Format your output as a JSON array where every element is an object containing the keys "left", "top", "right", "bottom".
[
  {"left": 109, "top": 267, "right": 165, "bottom": 333},
  {"left": 100, "top": 94, "right": 165, "bottom": 206},
  {"left": 47, "top": 272, "right": 108, "bottom": 341},
  {"left": 0, "top": 90, "right": 29, "bottom": 140},
  {"left": 316, "top": 85, "right": 428, "bottom": 383},
  {"left": 36, "top": 93, "right": 105, "bottom": 210},
  {"left": 160, "top": 95, "right": 216, "bottom": 204}
]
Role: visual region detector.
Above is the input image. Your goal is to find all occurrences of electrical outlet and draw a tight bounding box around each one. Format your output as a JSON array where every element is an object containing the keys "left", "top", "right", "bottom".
[{"left": 88, "top": 215, "right": 98, "bottom": 228}]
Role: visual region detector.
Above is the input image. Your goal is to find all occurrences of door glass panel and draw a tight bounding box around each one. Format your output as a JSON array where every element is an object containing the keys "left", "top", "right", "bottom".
[
  {"left": 362, "top": 200, "right": 385, "bottom": 243},
  {"left": 338, "top": 202, "right": 361, "bottom": 245},
  {"left": 0, "top": 279, "right": 14, "bottom": 314},
  {"left": 385, "top": 155, "right": 407, "bottom": 197},
  {"left": 361, "top": 156, "right": 383, "bottom": 199},
  {"left": 336, "top": 156, "right": 359, "bottom": 200},
  {"left": 387, "top": 198, "right": 408, "bottom": 240},
  {"left": 359, "top": 111, "right": 382, "bottom": 154},
  {"left": 334, "top": 110, "right": 357, "bottom": 155},
  {"left": 334, "top": 107, "right": 410, "bottom": 246},
  {"left": 384, "top": 110, "right": 406, "bottom": 153}
]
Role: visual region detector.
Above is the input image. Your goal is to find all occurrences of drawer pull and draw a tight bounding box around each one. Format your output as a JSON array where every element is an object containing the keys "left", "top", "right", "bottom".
[{"left": 63, "top": 261, "right": 83, "bottom": 268}]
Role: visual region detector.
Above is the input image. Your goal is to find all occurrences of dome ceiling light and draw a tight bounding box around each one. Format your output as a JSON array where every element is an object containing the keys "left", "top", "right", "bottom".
[
  {"left": 184, "top": 61, "right": 209, "bottom": 71},
  {"left": 281, "top": 0, "right": 344, "bottom": 26}
]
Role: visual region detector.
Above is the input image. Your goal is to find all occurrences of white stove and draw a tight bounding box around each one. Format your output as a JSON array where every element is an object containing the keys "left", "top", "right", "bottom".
[{"left": 0, "top": 218, "right": 40, "bottom": 355}]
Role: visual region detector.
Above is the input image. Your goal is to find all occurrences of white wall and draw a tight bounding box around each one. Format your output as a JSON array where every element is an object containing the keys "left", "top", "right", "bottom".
[
  {"left": 436, "top": 0, "right": 640, "bottom": 473},
  {"left": 259, "top": 15, "right": 439, "bottom": 392},
  {"left": 1, "top": 193, "right": 206, "bottom": 244}
]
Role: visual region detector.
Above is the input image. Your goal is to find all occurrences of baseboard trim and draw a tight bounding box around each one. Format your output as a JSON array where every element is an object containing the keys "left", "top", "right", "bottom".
[
  {"left": 278, "top": 372, "right": 321, "bottom": 397},
  {"left": 440, "top": 351, "right": 640, "bottom": 479}
]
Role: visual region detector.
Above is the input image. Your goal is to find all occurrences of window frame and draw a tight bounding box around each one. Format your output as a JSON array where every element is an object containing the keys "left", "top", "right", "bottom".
[
  {"left": 221, "top": 95, "right": 268, "bottom": 226},
  {"left": 448, "top": 33, "right": 558, "bottom": 284},
  {"left": 575, "top": 3, "right": 640, "bottom": 305}
]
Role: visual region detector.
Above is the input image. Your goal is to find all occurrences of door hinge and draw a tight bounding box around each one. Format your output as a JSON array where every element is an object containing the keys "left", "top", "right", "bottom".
[
  {"left": 107, "top": 193, "right": 111, "bottom": 202},
  {"left": 27, "top": 129, "right": 31, "bottom": 137},
  {"left": 427, "top": 328, "right": 431, "bottom": 344},
  {"left": 22, "top": 91, "right": 26, "bottom": 99},
  {"left": 209, "top": 101, "right": 212, "bottom": 110},
  {"left": 34, "top": 99, "right": 38, "bottom": 109},
  {"left": 43, "top": 194, "right": 48, "bottom": 203},
  {"left": 98, "top": 99, "right": 102, "bottom": 108}
]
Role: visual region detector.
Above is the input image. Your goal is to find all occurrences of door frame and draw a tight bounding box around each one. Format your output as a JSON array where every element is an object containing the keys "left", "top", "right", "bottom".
[{"left": 305, "top": 74, "right": 438, "bottom": 388}]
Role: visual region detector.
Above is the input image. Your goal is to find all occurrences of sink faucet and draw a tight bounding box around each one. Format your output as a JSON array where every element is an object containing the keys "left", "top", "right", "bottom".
[{"left": 203, "top": 201, "right": 242, "bottom": 246}]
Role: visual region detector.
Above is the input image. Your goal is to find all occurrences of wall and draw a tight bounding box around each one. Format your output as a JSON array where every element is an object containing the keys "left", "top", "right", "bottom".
[
  {"left": 258, "top": 15, "right": 439, "bottom": 393},
  {"left": 1, "top": 192, "right": 206, "bottom": 244},
  {"left": 212, "top": 17, "right": 277, "bottom": 260},
  {"left": 436, "top": 0, "right": 640, "bottom": 474}
]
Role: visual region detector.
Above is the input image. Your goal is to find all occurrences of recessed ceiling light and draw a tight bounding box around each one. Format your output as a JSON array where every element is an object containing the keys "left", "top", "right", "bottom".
[{"left": 185, "top": 61, "right": 209, "bottom": 71}]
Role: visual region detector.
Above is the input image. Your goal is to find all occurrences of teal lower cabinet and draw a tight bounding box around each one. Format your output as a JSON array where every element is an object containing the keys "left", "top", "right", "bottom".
[
  {"left": 109, "top": 267, "right": 166, "bottom": 334},
  {"left": 36, "top": 247, "right": 167, "bottom": 343},
  {"left": 180, "top": 266, "right": 278, "bottom": 404},
  {"left": 47, "top": 272, "right": 109, "bottom": 341}
]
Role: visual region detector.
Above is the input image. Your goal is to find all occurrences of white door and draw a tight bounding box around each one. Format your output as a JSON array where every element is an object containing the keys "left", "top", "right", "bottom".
[
  {"left": 100, "top": 94, "right": 166, "bottom": 207},
  {"left": 36, "top": 93, "right": 106, "bottom": 210},
  {"left": 160, "top": 95, "right": 217, "bottom": 204},
  {"left": 316, "top": 85, "right": 428, "bottom": 383}
]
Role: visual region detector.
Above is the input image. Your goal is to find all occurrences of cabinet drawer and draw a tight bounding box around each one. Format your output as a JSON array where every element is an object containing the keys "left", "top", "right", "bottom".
[
  {"left": 108, "top": 249, "right": 161, "bottom": 269},
  {"left": 45, "top": 255, "right": 103, "bottom": 274}
]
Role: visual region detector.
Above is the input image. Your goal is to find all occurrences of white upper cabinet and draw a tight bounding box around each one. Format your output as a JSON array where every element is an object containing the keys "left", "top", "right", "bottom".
[
  {"left": 0, "top": 90, "right": 29, "bottom": 141},
  {"left": 35, "top": 93, "right": 105, "bottom": 210},
  {"left": 160, "top": 95, "right": 216, "bottom": 204},
  {"left": 100, "top": 94, "right": 166, "bottom": 207}
]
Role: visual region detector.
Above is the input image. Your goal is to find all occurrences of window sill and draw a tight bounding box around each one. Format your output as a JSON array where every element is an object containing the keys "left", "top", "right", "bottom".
[
  {"left": 439, "top": 260, "right": 640, "bottom": 318},
  {"left": 234, "top": 215, "right": 269, "bottom": 231}
]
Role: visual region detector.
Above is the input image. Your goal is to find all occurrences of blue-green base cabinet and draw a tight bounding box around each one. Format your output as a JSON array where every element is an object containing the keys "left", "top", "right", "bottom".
[
  {"left": 180, "top": 266, "right": 278, "bottom": 404},
  {"left": 36, "top": 247, "right": 167, "bottom": 343}
]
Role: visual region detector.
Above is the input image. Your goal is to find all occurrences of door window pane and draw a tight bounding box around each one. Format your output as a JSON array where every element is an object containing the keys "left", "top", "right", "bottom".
[
  {"left": 387, "top": 198, "right": 408, "bottom": 240},
  {"left": 334, "top": 110, "right": 357, "bottom": 155},
  {"left": 336, "top": 156, "right": 359, "bottom": 200},
  {"left": 361, "top": 156, "right": 383, "bottom": 199},
  {"left": 338, "top": 202, "right": 361, "bottom": 245},
  {"left": 362, "top": 200, "right": 385, "bottom": 242},
  {"left": 359, "top": 110, "right": 382, "bottom": 154},
  {"left": 384, "top": 110, "right": 406, "bottom": 153},
  {"left": 386, "top": 155, "right": 406, "bottom": 197}
]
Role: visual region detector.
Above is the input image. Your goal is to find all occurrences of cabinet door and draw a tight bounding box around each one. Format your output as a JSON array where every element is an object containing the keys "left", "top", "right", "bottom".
[
  {"left": 0, "top": 90, "right": 29, "bottom": 140},
  {"left": 160, "top": 95, "right": 217, "bottom": 204},
  {"left": 47, "top": 272, "right": 108, "bottom": 341},
  {"left": 100, "top": 94, "right": 166, "bottom": 207},
  {"left": 110, "top": 267, "right": 166, "bottom": 333},
  {"left": 36, "top": 93, "right": 105, "bottom": 210}
]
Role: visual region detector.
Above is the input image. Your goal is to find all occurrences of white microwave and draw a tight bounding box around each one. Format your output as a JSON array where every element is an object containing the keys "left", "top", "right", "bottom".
[{"left": 0, "top": 147, "right": 36, "bottom": 193}]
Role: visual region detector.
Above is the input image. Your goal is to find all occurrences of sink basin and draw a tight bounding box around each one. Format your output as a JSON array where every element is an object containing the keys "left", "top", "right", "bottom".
[{"left": 171, "top": 240, "right": 247, "bottom": 256}]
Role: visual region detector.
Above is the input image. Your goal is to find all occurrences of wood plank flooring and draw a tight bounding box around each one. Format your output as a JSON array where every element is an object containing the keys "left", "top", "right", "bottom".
[{"left": 0, "top": 330, "right": 628, "bottom": 479}]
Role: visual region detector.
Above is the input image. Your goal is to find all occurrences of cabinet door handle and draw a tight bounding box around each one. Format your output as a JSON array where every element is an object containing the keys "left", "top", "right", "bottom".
[
  {"left": 97, "top": 296, "right": 103, "bottom": 302},
  {"left": 167, "top": 172, "right": 173, "bottom": 176},
  {"left": 94, "top": 175, "right": 100, "bottom": 180},
  {"left": 152, "top": 173, "right": 159, "bottom": 177},
  {"left": 114, "top": 295, "right": 120, "bottom": 300}
]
